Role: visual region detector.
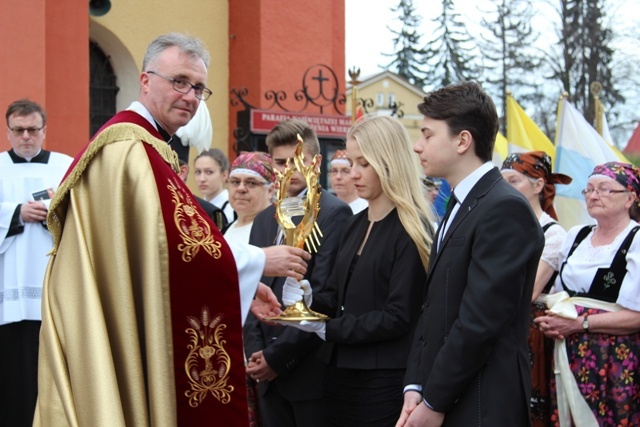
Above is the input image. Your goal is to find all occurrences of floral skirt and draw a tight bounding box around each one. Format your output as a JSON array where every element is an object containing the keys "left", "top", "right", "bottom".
[{"left": 550, "top": 306, "right": 640, "bottom": 427}]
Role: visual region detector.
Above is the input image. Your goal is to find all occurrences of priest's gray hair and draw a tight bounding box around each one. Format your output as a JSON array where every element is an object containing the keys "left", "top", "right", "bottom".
[{"left": 142, "top": 32, "right": 211, "bottom": 71}]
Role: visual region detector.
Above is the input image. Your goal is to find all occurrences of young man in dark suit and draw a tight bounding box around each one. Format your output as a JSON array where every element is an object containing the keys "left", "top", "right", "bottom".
[
  {"left": 244, "top": 119, "right": 351, "bottom": 427},
  {"left": 397, "top": 82, "right": 544, "bottom": 427}
]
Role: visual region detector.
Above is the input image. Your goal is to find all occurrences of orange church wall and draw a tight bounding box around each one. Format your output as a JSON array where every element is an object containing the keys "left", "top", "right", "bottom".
[
  {"left": 1, "top": 0, "right": 344, "bottom": 160},
  {"left": 229, "top": 0, "right": 346, "bottom": 156},
  {"left": 0, "top": 0, "right": 89, "bottom": 157},
  {"left": 45, "top": 0, "right": 90, "bottom": 157}
]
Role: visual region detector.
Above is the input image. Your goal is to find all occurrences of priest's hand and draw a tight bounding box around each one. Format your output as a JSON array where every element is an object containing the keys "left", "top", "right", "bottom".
[
  {"left": 251, "top": 283, "right": 282, "bottom": 321},
  {"left": 262, "top": 246, "right": 311, "bottom": 280},
  {"left": 282, "top": 278, "right": 313, "bottom": 307},
  {"left": 21, "top": 201, "right": 48, "bottom": 222},
  {"left": 247, "top": 350, "right": 278, "bottom": 382}
]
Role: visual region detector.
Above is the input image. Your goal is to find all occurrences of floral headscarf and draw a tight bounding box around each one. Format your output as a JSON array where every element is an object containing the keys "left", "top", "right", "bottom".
[
  {"left": 501, "top": 151, "right": 572, "bottom": 220},
  {"left": 590, "top": 162, "right": 640, "bottom": 208},
  {"left": 229, "top": 151, "right": 275, "bottom": 183},
  {"left": 331, "top": 150, "right": 350, "bottom": 167}
]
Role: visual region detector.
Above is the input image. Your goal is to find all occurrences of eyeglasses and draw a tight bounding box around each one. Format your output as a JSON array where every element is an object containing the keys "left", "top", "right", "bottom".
[
  {"left": 228, "top": 178, "right": 269, "bottom": 189},
  {"left": 581, "top": 187, "right": 629, "bottom": 197},
  {"left": 9, "top": 127, "right": 44, "bottom": 137},
  {"left": 146, "top": 70, "right": 212, "bottom": 101},
  {"left": 329, "top": 168, "right": 351, "bottom": 175}
]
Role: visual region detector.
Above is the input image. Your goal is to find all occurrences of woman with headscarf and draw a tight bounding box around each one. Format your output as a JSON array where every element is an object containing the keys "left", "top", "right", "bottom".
[
  {"left": 535, "top": 161, "right": 640, "bottom": 427},
  {"left": 501, "top": 151, "right": 573, "bottom": 426},
  {"left": 222, "top": 151, "right": 275, "bottom": 427},
  {"left": 223, "top": 151, "right": 275, "bottom": 244},
  {"left": 502, "top": 151, "right": 573, "bottom": 300}
]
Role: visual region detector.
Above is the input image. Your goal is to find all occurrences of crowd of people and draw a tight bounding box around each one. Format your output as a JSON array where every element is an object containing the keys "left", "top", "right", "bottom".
[{"left": 1, "top": 31, "right": 639, "bottom": 427}]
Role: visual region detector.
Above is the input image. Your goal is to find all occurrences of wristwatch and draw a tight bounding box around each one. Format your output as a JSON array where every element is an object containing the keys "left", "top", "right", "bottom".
[{"left": 582, "top": 315, "right": 590, "bottom": 333}]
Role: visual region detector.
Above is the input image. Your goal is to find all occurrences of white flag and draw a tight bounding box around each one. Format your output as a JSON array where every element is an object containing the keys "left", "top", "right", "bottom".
[{"left": 554, "top": 98, "right": 627, "bottom": 229}]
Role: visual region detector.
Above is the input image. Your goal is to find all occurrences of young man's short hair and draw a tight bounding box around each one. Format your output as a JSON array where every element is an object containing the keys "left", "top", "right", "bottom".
[
  {"left": 265, "top": 119, "right": 320, "bottom": 156},
  {"left": 418, "top": 81, "right": 498, "bottom": 162}
]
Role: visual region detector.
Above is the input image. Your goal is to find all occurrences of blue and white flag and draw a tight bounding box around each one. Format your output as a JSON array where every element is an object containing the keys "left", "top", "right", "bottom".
[{"left": 554, "top": 98, "right": 627, "bottom": 229}]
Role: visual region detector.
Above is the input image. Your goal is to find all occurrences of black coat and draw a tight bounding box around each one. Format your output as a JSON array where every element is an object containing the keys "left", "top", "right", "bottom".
[
  {"left": 322, "top": 208, "right": 427, "bottom": 370},
  {"left": 243, "top": 190, "right": 351, "bottom": 401},
  {"left": 405, "top": 167, "right": 544, "bottom": 426}
]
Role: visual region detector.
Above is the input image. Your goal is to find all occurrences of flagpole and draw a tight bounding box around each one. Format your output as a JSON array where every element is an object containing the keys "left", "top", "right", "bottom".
[
  {"left": 554, "top": 93, "right": 568, "bottom": 166},
  {"left": 348, "top": 67, "right": 361, "bottom": 125},
  {"left": 555, "top": 92, "right": 569, "bottom": 140},
  {"left": 590, "top": 81, "right": 603, "bottom": 136},
  {"left": 506, "top": 90, "right": 512, "bottom": 145}
]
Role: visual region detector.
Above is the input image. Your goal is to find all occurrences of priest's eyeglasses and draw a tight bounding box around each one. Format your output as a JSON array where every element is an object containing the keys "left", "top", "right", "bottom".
[
  {"left": 581, "top": 187, "right": 629, "bottom": 197},
  {"left": 9, "top": 127, "right": 44, "bottom": 137},
  {"left": 146, "top": 70, "right": 212, "bottom": 101}
]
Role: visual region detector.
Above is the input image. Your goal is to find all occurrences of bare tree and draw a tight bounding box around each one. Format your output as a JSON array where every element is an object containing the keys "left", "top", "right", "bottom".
[
  {"left": 421, "top": 0, "right": 479, "bottom": 91},
  {"left": 382, "top": 0, "right": 429, "bottom": 88},
  {"left": 479, "top": 0, "right": 542, "bottom": 132},
  {"left": 547, "top": 0, "right": 623, "bottom": 124}
]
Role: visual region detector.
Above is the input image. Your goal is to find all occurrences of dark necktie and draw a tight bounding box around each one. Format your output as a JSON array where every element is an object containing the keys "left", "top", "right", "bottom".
[{"left": 438, "top": 191, "right": 458, "bottom": 251}]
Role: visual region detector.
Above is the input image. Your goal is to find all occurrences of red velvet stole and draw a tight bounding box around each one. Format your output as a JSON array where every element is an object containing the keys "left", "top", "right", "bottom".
[
  {"left": 145, "top": 144, "right": 248, "bottom": 426},
  {"left": 67, "top": 110, "right": 249, "bottom": 425}
]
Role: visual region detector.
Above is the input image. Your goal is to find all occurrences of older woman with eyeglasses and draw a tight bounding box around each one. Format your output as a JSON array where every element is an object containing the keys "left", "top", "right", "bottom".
[
  {"left": 223, "top": 151, "right": 275, "bottom": 244},
  {"left": 221, "top": 151, "right": 275, "bottom": 427},
  {"left": 535, "top": 161, "right": 640, "bottom": 427}
]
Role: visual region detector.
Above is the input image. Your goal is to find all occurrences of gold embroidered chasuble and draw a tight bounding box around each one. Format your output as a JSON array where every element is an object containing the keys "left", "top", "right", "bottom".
[{"left": 34, "top": 112, "right": 249, "bottom": 426}]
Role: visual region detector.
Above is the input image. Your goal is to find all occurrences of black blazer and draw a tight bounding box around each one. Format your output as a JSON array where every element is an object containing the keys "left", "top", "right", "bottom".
[
  {"left": 194, "top": 196, "right": 216, "bottom": 219},
  {"left": 322, "top": 208, "right": 428, "bottom": 370},
  {"left": 243, "top": 190, "right": 351, "bottom": 401},
  {"left": 193, "top": 196, "right": 230, "bottom": 231},
  {"left": 405, "top": 167, "right": 544, "bottom": 426}
]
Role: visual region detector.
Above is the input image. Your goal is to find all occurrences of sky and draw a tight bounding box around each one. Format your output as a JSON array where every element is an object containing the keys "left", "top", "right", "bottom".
[
  {"left": 344, "top": 0, "right": 640, "bottom": 145},
  {"left": 345, "top": 0, "right": 639, "bottom": 79},
  {"left": 345, "top": 0, "right": 491, "bottom": 79}
]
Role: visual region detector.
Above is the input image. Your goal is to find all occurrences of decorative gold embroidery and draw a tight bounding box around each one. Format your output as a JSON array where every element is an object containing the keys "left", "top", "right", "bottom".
[
  {"left": 185, "top": 306, "right": 234, "bottom": 407},
  {"left": 168, "top": 180, "right": 222, "bottom": 262}
]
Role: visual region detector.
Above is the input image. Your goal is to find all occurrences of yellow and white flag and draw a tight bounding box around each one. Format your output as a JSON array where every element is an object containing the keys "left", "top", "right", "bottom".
[
  {"left": 492, "top": 132, "right": 508, "bottom": 166},
  {"left": 506, "top": 94, "right": 555, "bottom": 158}
]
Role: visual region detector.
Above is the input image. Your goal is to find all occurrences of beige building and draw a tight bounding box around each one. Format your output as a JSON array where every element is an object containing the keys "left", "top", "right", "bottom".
[{"left": 347, "top": 71, "right": 426, "bottom": 143}]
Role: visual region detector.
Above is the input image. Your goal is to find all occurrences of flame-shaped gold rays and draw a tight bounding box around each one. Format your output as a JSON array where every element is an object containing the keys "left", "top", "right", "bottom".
[{"left": 268, "top": 135, "right": 329, "bottom": 322}]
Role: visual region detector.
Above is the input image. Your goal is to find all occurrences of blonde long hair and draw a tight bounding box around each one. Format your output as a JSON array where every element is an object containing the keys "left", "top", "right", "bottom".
[{"left": 347, "top": 115, "right": 434, "bottom": 268}]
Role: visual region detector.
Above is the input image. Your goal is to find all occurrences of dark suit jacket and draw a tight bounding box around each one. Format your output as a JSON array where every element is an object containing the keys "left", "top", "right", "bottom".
[
  {"left": 193, "top": 196, "right": 229, "bottom": 231},
  {"left": 322, "top": 208, "right": 427, "bottom": 370},
  {"left": 405, "top": 167, "right": 544, "bottom": 426},
  {"left": 243, "top": 190, "right": 351, "bottom": 401},
  {"left": 194, "top": 196, "right": 216, "bottom": 219}
]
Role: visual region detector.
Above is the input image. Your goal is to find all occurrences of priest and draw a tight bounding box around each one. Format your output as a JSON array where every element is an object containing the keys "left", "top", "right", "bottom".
[
  {"left": 0, "top": 99, "right": 73, "bottom": 427},
  {"left": 34, "top": 33, "right": 309, "bottom": 427}
]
